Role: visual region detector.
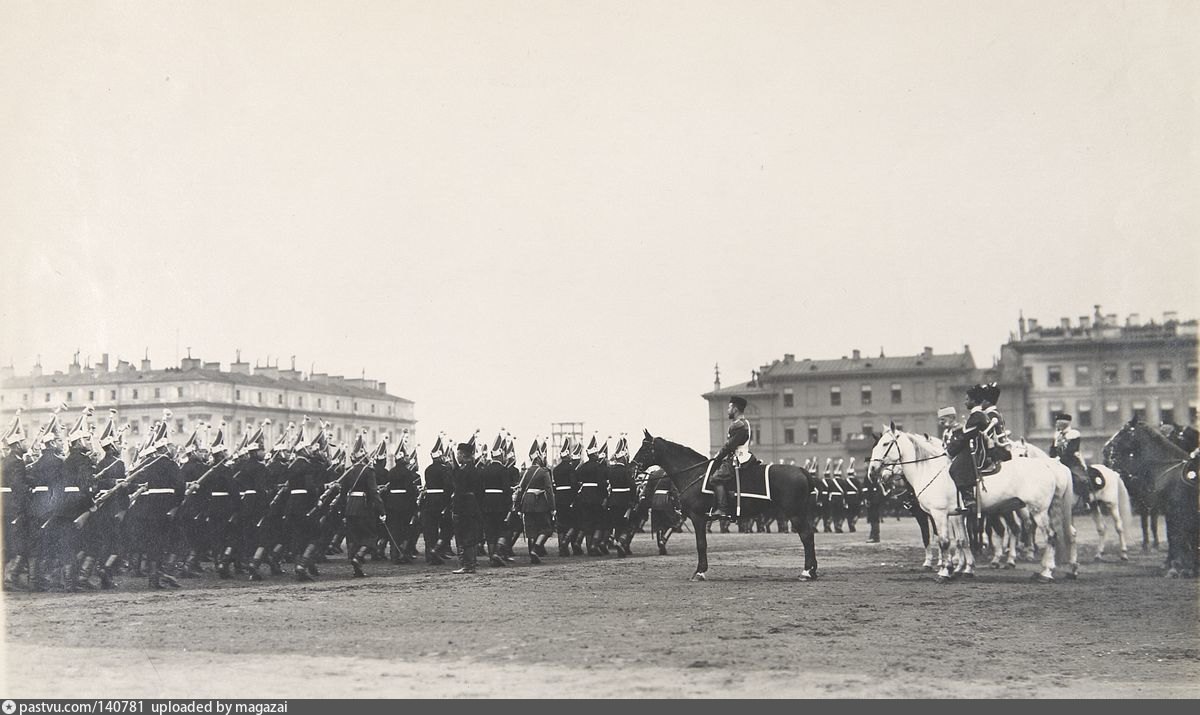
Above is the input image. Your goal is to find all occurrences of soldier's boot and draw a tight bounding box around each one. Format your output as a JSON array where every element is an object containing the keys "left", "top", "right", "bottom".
[
  {"left": 957, "top": 486, "right": 977, "bottom": 515},
  {"left": 294, "top": 545, "right": 318, "bottom": 582},
  {"left": 620, "top": 532, "right": 634, "bottom": 556},
  {"left": 657, "top": 530, "right": 669, "bottom": 556},
  {"left": 27, "top": 559, "right": 46, "bottom": 592},
  {"left": 488, "top": 542, "right": 506, "bottom": 567},
  {"left": 535, "top": 533, "right": 550, "bottom": 557},
  {"left": 571, "top": 531, "right": 585, "bottom": 556},
  {"left": 269, "top": 545, "right": 286, "bottom": 575},
  {"left": 594, "top": 531, "right": 609, "bottom": 555},
  {"left": 586, "top": 534, "right": 600, "bottom": 557},
  {"left": 98, "top": 555, "right": 120, "bottom": 589},
  {"left": 75, "top": 556, "right": 98, "bottom": 590},
  {"left": 452, "top": 545, "right": 477, "bottom": 574},
  {"left": 351, "top": 547, "right": 367, "bottom": 578},
  {"left": 425, "top": 544, "right": 445, "bottom": 565},
  {"left": 131, "top": 556, "right": 146, "bottom": 577},
  {"left": 247, "top": 547, "right": 267, "bottom": 581},
  {"left": 147, "top": 561, "right": 165, "bottom": 589},
  {"left": 157, "top": 567, "right": 181, "bottom": 589},
  {"left": 527, "top": 538, "right": 541, "bottom": 564},
  {"left": 867, "top": 523, "right": 881, "bottom": 543},
  {"left": 709, "top": 483, "right": 730, "bottom": 519},
  {"left": 557, "top": 532, "right": 570, "bottom": 557},
  {"left": 497, "top": 537, "right": 515, "bottom": 562},
  {"left": 3, "top": 555, "right": 27, "bottom": 590}
]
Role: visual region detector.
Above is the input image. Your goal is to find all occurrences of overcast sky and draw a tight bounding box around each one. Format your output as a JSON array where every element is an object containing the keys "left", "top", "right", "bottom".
[{"left": 1, "top": 1, "right": 1197, "bottom": 452}]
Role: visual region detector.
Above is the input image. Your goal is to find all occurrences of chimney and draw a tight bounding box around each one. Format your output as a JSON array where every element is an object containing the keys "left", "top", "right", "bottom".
[
  {"left": 69, "top": 361, "right": 81, "bottom": 376},
  {"left": 713, "top": 363, "right": 721, "bottom": 391},
  {"left": 255, "top": 364, "right": 280, "bottom": 379},
  {"left": 1079, "top": 316, "right": 1090, "bottom": 330},
  {"left": 851, "top": 349, "right": 861, "bottom": 360},
  {"left": 1126, "top": 313, "right": 1140, "bottom": 327},
  {"left": 923, "top": 346, "right": 933, "bottom": 358},
  {"left": 1060, "top": 317, "right": 1071, "bottom": 329},
  {"left": 181, "top": 347, "right": 201, "bottom": 371},
  {"left": 31, "top": 356, "right": 42, "bottom": 377},
  {"left": 1164, "top": 311, "right": 1178, "bottom": 323},
  {"left": 1027, "top": 318, "right": 1039, "bottom": 331},
  {"left": 377, "top": 381, "right": 387, "bottom": 394},
  {"left": 203, "top": 361, "right": 221, "bottom": 371},
  {"left": 99, "top": 353, "right": 110, "bottom": 373},
  {"left": 116, "top": 360, "right": 132, "bottom": 373},
  {"left": 783, "top": 354, "right": 795, "bottom": 363},
  {"left": 1106, "top": 313, "right": 1117, "bottom": 326},
  {"left": 230, "top": 349, "right": 250, "bottom": 376},
  {"left": 141, "top": 357, "right": 152, "bottom": 372}
]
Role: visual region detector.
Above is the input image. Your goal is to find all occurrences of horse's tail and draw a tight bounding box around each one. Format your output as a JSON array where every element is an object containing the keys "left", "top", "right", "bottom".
[{"left": 1116, "top": 475, "right": 1135, "bottom": 533}]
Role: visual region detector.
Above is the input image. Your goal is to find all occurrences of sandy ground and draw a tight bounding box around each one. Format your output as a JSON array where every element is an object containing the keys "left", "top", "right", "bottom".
[{"left": 3, "top": 519, "right": 1198, "bottom": 698}]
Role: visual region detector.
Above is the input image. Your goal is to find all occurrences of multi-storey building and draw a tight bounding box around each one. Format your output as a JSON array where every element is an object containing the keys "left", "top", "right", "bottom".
[
  {"left": 703, "top": 347, "right": 979, "bottom": 465},
  {"left": 0, "top": 352, "right": 415, "bottom": 449},
  {"left": 1008, "top": 307, "right": 1198, "bottom": 461}
]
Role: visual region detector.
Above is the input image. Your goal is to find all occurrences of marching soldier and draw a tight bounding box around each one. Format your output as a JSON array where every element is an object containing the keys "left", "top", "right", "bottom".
[
  {"left": 552, "top": 437, "right": 581, "bottom": 556},
  {"left": 574, "top": 434, "right": 608, "bottom": 556},
  {"left": 420, "top": 434, "right": 453, "bottom": 565},
  {"left": 199, "top": 424, "right": 241, "bottom": 578},
  {"left": 606, "top": 435, "right": 637, "bottom": 556},
  {"left": 639, "top": 465, "right": 681, "bottom": 555},
  {"left": 2, "top": 410, "right": 31, "bottom": 589},
  {"left": 451, "top": 440, "right": 484, "bottom": 574},
  {"left": 235, "top": 422, "right": 276, "bottom": 580},
  {"left": 174, "top": 422, "right": 210, "bottom": 578},
  {"left": 381, "top": 430, "right": 420, "bottom": 564},
  {"left": 286, "top": 422, "right": 328, "bottom": 581},
  {"left": 343, "top": 432, "right": 385, "bottom": 578},
  {"left": 58, "top": 407, "right": 98, "bottom": 590},
  {"left": 123, "top": 417, "right": 185, "bottom": 588},
  {"left": 481, "top": 432, "right": 513, "bottom": 567},
  {"left": 26, "top": 409, "right": 67, "bottom": 591},
  {"left": 515, "top": 438, "right": 555, "bottom": 563},
  {"left": 709, "top": 396, "right": 751, "bottom": 519}
]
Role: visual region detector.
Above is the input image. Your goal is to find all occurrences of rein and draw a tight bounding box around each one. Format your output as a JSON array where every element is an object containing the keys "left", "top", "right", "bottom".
[{"left": 872, "top": 435, "right": 950, "bottom": 500}]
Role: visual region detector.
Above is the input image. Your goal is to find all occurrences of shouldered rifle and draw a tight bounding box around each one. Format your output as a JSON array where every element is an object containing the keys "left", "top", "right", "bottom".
[
  {"left": 73, "top": 454, "right": 168, "bottom": 529},
  {"left": 306, "top": 455, "right": 369, "bottom": 519}
]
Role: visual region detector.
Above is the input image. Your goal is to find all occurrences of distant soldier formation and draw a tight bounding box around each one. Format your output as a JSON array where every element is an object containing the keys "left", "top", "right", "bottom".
[{"left": 1, "top": 405, "right": 670, "bottom": 590}]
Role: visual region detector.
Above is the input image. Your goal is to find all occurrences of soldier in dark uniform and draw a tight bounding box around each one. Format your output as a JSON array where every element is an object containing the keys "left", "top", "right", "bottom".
[
  {"left": 234, "top": 423, "right": 275, "bottom": 580},
  {"left": 574, "top": 435, "right": 609, "bottom": 556},
  {"left": 381, "top": 431, "right": 420, "bottom": 564},
  {"left": 1050, "top": 412, "right": 1090, "bottom": 500},
  {"left": 85, "top": 417, "right": 130, "bottom": 588},
  {"left": 606, "top": 435, "right": 637, "bottom": 556},
  {"left": 981, "top": 383, "right": 1012, "bottom": 465},
  {"left": 26, "top": 411, "right": 67, "bottom": 591},
  {"left": 710, "top": 396, "right": 751, "bottom": 519},
  {"left": 343, "top": 433, "right": 385, "bottom": 578},
  {"left": 173, "top": 424, "right": 210, "bottom": 578},
  {"left": 639, "top": 465, "right": 682, "bottom": 555},
  {"left": 194, "top": 423, "right": 240, "bottom": 578},
  {"left": 451, "top": 441, "right": 484, "bottom": 574},
  {"left": 516, "top": 439, "right": 555, "bottom": 564},
  {"left": 286, "top": 425, "right": 328, "bottom": 581},
  {"left": 57, "top": 407, "right": 99, "bottom": 590},
  {"left": 420, "top": 435, "right": 453, "bottom": 565},
  {"left": 947, "top": 384, "right": 990, "bottom": 513},
  {"left": 122, "top": 421, "right": 184, "bottom": 588},
  {"left": 480, "top": 432, "right": 513, "bottom": 567},
  {"left": 499, "top": 435, "right": 523, "bottom": 561},
  {"left": 552, "top": 437, "right": 581, "bottom": 556},
  {"left": 2, "top": 411, "right": 32, "bottom": 589}
]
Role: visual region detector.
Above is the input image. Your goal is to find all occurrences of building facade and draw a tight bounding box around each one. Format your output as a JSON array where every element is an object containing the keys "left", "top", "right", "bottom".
[
  {"left": 0, "top": 352, "right": 416, "bottom": 449},
  {"left": 1008, "top": 307, "right": 1198, "bottom": 462},
  {"left": 703, "top": 347, "right": 979, "bottom": 465}
]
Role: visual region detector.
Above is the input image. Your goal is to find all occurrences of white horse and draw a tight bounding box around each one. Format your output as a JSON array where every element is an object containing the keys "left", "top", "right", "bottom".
[{"left": 869, "top": 427, "right": 1078, "bottom": 583}]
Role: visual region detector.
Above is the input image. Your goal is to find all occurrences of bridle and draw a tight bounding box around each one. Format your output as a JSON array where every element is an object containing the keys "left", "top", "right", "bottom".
[{"left": 869, "top": 432, "right": 950, "bottom": 500}]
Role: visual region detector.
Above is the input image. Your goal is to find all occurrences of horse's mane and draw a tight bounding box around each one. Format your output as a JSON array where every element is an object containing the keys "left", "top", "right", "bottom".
[
  {"left": 899, "top": 430, "right": 945, "bottom": 460},
  {"left": 1130, "top": 421, "right": 1188, "bottom": 456},
  {"left": 655, "top": 437, "right": 707, "bottom": 463}
]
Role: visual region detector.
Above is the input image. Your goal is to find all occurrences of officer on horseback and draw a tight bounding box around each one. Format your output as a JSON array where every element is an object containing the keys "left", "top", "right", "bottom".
[
  {"left": 709, "top": 396, "right": 751, "bottom": 519},
  {"left": 981, "top": 383, "right": 1012, "bottom": 464},
  {"left": 1050, "top": 412, "right": 1091, "bottom": 502}
]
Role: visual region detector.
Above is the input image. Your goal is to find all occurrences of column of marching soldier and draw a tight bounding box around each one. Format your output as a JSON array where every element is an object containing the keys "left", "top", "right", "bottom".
[{"left": 1, "top": 405, "right": 682, "bottom": 590}]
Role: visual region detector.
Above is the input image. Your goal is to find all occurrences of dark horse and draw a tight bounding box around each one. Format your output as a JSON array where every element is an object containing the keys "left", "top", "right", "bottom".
[
  {"left": 1105, "top": 420, "right": 1199, "bottom": 578},
  {"left": 631, "top": 430, "right": 818, "bottom": 581}
]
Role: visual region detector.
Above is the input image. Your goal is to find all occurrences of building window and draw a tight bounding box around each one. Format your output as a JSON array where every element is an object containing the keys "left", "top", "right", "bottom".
[
  {"left": 354, "top": 402, "right": 359, "bottom": 412},
  {"left": 235, "top": 420, "right": 242, "bottom": 435},
  {"left": 860, "top": 384, "right": 872, "bottom": 406},
  {"left": 257, "top": 392, "right": 263, "bottom": 404},
  {"left": 131, "top": 389, "right": 138, "bottom": 400},
  {"left": 1047, "top": 366, "right": 1062, "bottom": 386},
  {"left": 1075, "top": 364, "right": 1090, "bottom": 386},
  {"left": 807, "top": 425, "right": 819, "bottom": 444},
  {"left": 177, "top": 387, "right": 184, "bottom": 398},
  {"left": 1158, "top": 363, "right": 1174, "bottom": 383},
  {"left": 44, "top": 392, "right": 50, "bottom": 403},
  {"left": 1187, "top": 360, "right": 1198, "bottom": 380},
  {"left": 830, "top": 386, "right": 841, "bottom": 406},
  {"left": 109, "top": 390, "right": 116, "bottom": 400},
  {"left": 894, "top": 422, "right": 904, "bottom": 431},
  {"left": 175, "top": 419, "right": 184, "bottom": 434},
  {"left": 1130, "top": 363, "right": 1145, "bottom": 384},
  {"left": 336, "top": 427, "right": 342, "bottom": 440},
  {"left": 1103, "top": 364, "right": 1118, "bottom": 385},
  {"left": 1022, "top": 367, "right": 1033, "bottom": 385},
  {"left": 1160, "top": 406, "right": 1175, "bottom": 425},
  {"left": 370, "top": 403, "right": 376, "bottom": 414},
  {"left": 278, "top": 395, "right": 284, "bottom": 405},
  {"left": 890, "top": 383, "right": 902, "bottom": 404},
  {"left": 831, "top": 423, "right": 842, "bottom": 442},
  {"left": 1078, "top": 403, "right": 1093, "bottom": 428},
  {"left": 317, "top": 398, "right": 323, "bottom": 409},
  {"left": 130, "top": 422, "right": 140, "bottom": 435},
  {"left": 297, "top": 396, "right": 304, "bottom": 407},
  {"left": 66, "top": 391, "right": 73, "bottom": 401},
  {"left": 1049, "top": 404, "right": 1065, "bottom": 426},
  {"left": 749, "top": 423, "right": 759, "bottom": 444},
  {"left": 1131, "top": 401, "right": 1147, "bottom": 423},
  {"left": 1190, "top": 405, "right": 1198, "bottom": 424},
  {"left": 861, "top": 423, "right": 875, "bottom": 439},
  {"left": 87, "top": 390, "right": 94, "bottom": 401},
  {"left": 235, "top": 389, "right": 242, "bottom": 400},
  {"left": 935, "top": 381, "right": 947, "bottom": 403},
  {"left": 336, "top": 400, "right": 341, "bottom": 410},
  {"left": 783, "top": 389, "right": 794, "bottom": 408},
  {"left": 783, "top": 428, "right": 795, "bottom": 444},
  {"left": 154, "top": 388, "right": 161, "bottom": 399}
]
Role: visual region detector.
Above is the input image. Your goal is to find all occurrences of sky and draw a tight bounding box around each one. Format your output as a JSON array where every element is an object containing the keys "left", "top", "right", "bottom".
[{"left": 1, "top": 1, "right": 1197, "bottom": 453}]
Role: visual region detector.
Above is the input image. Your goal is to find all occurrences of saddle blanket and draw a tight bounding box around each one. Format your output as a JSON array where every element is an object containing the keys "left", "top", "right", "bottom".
[{"left": 700, "top": 461, "right": 772, "bottom": 501}]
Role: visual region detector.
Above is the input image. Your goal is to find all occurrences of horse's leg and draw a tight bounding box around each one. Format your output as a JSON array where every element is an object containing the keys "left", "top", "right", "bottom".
[
  {"left": 1112, "top": 494, "right": 1129, "bottom": 561},
  {"left": 1033, "top": 509, "right": 1056, "bottom": 582},
  {"left": 1140, "top": 510, "right": 1151, "bottom": 554},
  {"left": 958, "top": 515, "right": 976, "bottom": 577},
  {"left": 988, "top": 516, "right": 1003, "bottom": 568},
  {"left": 1092, "top": 508, "right": 1107, "bottom": 561},
  {"left": 1151, "top": 510, "right": 1160, "bottom": 550},
  {"left": 690, "top": 515, "right": 709, "bottom": 581},
  {"left": 1003, "top": 512, "right": 1018, "bottom": 568},
  {"left": 793, "top": 513, "right": 818, "bottom": 580},
  {"left": 933, "top": 512, "right": 954, "bottom": 582},
  {"left": 917, "top": 513, "right": 935, "bottom": 570}
]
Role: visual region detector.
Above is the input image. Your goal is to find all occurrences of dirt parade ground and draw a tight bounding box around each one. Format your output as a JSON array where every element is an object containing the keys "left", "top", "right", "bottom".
[{"left": 3, "top": 519, "right": 1198, "bottom": 699}]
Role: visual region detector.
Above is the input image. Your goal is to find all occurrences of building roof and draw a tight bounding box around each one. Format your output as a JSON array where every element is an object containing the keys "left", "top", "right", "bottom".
[
  {"left": 1, "top": 366, "right": 412, "bottom": 403},
  {"left": 757, "top": 350, "right": 974, "bottom": 382}
]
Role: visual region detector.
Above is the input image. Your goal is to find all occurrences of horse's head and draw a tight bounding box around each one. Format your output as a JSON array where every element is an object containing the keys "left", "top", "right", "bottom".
[
  {"left": 867, "top": 425, "right": 904, "bottom": 480},
  {"left": 631, "top": 428, "right": 660, "bottom": 471}
]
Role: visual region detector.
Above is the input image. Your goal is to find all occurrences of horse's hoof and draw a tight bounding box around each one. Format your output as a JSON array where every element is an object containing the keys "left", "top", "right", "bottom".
[
  {"left": 1063, "top": 571, "right": 1078, "bottom": 580},
  {"left": 922, "top": 563, "right": 933, "bottom": 571},
  {"left": 1003, "top": 562, "right": 1016, "bottom": 570},
  {"left": 798, "top": 569, "right": 814, "bottom": 581},
  {"left": 989, "top": 562, "right": 1000, "bottom": 569},
  {"left": 1032, "top": 573, "right": 1053, "bottom": 584},
  {"left": 1119, "top": 553, "right": 1129, "bottom": 562},
  {"left": 1165, "top": 568, "right": 1180, "bottom": 579},
  {"left": 935, "top": 572, "right": 953, "bottom": 583},
  {"left": 961, "top": 571, "right": 976, "bottom": 579},
  {"left": 1093, "top": 554, "right": 1104, "bottom": 562},
  {"left": 690, "top": 571, "right": 707, "bottom": 582}
]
